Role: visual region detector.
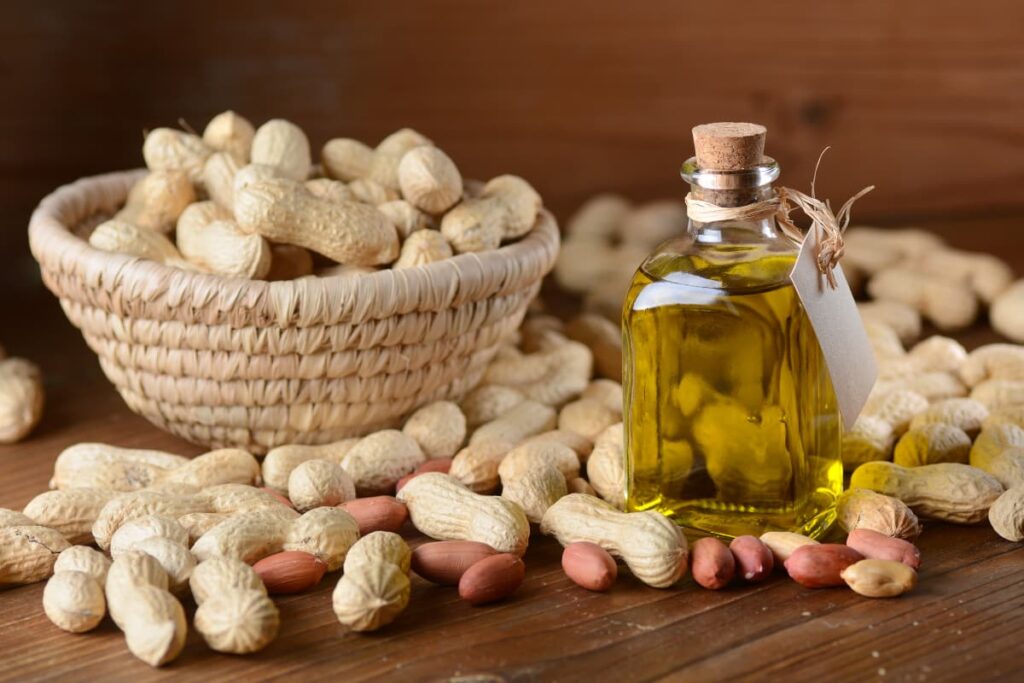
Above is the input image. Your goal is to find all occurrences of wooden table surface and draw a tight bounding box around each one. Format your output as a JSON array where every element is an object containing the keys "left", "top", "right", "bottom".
[{"left": 2, "top": 216, "right": 1023, "bottom": 682}]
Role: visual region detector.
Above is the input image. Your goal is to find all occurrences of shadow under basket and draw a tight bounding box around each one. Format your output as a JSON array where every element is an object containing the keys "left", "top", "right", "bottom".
[{"left": 28, "top": 169, "right": 559, "bottom": 454}]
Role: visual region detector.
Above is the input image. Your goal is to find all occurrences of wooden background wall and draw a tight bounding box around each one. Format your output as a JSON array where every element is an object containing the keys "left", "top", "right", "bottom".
[{"left": 3, "top": 0, "right": 1024, "bottom": 293}]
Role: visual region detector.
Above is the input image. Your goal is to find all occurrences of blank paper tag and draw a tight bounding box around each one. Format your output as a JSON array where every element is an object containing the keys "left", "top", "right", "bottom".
[{"left": 790, "top": 226, "right": 878, "bottom": 430}]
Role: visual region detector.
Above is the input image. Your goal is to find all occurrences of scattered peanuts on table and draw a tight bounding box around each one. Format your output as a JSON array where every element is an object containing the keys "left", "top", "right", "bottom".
[{"left": 5, "top": 124, "right": 1024, "bottom": 669}]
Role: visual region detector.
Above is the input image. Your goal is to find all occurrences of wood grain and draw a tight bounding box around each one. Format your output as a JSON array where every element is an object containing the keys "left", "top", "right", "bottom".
[{"left": 1, "top": 216, "right": 1024, "bottom": 681}]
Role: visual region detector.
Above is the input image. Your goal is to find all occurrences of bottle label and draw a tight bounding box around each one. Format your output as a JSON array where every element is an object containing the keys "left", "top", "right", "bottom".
[{"left": 790, "top": 225, "right": 877, "bottom": 429}]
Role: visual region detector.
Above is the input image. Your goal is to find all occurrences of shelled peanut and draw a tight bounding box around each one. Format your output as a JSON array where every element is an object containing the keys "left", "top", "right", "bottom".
[
  {"left": 459, "top": 553, "right": 526, "bottom": 605},
  {"left": 90, "top": 112, "right": 545, "bottom": 281},
  {"left": 690, "top": 537, "right": 734, "bottom": 590},
  {"left": 845, "top": 528, "right": 920, "bottom": 568},
  {"left": 784, "top": 544, "right": 864, "bottom": 588},
  {"left": 253, "top": 551, "right": 328, "bottom": 594},
  {"left": 411, "top": 540, "right": 498, "bottom": 586},
  {"left": 841, "top": 559, "right": 917, "bottom": 598},
  {"left": 561, "top": 542, "right": 617, "bottom": 592}
]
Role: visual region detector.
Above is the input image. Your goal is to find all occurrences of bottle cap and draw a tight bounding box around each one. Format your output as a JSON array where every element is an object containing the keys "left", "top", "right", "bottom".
[{"left": 692, "top": 122, "right": 766, "bottom": 171}]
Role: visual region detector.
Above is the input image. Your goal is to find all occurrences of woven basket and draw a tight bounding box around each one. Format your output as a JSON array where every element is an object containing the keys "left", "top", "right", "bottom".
[{"left": 29, "top": 170, "right": 559, "bottom": 453}]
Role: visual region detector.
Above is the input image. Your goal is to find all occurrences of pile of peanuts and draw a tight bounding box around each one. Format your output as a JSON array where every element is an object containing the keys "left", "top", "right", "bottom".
[
  {"left": 843, "top": 226, "right": 1024, "bottom": 338},
  {"left": 88, "top": 112, "right": 543, "bottom": 279},
  {"left": 845, "top": 323, "right": 1024, "bottom": 536}
]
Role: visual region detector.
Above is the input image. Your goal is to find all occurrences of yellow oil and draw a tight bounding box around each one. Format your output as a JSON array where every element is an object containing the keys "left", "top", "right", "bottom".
[{"left": 623, "top": 240, "right": 842, "bottom": 539}]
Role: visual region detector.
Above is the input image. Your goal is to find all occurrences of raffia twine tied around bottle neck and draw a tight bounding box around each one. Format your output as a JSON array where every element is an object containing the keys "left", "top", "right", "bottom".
[{"left": 684, "top": 149, "right": 874, "bottom": 289}]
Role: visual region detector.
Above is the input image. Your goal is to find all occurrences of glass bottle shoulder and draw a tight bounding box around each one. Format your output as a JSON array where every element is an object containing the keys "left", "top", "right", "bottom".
[{"left": 634, "top": 224, "right": 800, "bottom": 295}]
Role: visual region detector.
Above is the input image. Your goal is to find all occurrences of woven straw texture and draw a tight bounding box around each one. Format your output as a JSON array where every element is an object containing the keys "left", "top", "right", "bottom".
[{"left": 28, "top": 170, "right": 559, "bottom": 453}]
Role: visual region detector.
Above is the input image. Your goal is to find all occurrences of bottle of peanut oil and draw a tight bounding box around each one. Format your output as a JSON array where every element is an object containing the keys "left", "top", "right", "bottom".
[{"left": 623, "top": 123, "right": 842, "bottom": 539}]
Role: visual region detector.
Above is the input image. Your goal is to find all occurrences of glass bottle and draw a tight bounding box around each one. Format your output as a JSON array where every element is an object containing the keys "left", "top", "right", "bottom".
[{"left": 622, "top": 123, "right": 842, "bottom": 540}]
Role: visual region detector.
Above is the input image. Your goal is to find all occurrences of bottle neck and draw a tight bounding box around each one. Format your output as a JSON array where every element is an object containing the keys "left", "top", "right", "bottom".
[
  {"left": 691, "top": 183, "right": 773, "bottom": 208},
  {"left": 688, "top": 184, "right": 783, "bottom": 243}
]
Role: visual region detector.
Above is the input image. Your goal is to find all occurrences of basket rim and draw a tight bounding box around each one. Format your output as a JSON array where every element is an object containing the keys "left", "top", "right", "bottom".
[{"left": 28, "top": 169, "right": 559, "bottom": 327}]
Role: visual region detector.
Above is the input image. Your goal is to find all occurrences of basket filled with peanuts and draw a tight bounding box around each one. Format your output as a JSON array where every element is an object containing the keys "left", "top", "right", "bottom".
[{"left": 27, "top": 112, "right": 559, "bottom": 453}]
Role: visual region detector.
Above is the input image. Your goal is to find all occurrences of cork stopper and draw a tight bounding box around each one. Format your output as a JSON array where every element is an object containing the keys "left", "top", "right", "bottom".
[{"left": 692, "top": 122, "right": 766, "bottom": 171}]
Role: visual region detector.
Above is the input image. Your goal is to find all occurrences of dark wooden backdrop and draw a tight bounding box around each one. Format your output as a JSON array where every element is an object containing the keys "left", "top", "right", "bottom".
[{"left": 3, "top": 0, "right": 1024, "bottom": 296}]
